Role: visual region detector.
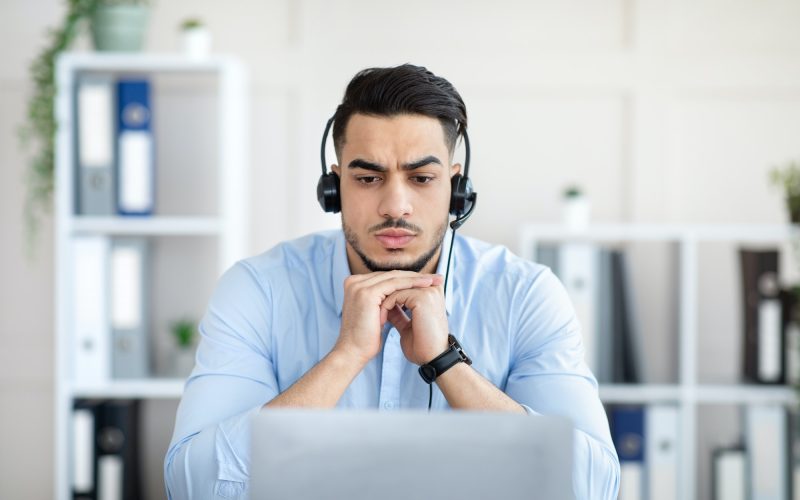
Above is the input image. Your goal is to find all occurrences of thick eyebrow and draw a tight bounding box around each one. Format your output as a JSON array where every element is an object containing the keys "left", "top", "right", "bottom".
[
  {"left": 348, "top": 158, "right": 387, "bottom": 172},
  {"left": 402, "top": 155, "right": 442, "bottom": 170},
  {"left": 347, "top": 155, "right": 442, "bottom": 172}
]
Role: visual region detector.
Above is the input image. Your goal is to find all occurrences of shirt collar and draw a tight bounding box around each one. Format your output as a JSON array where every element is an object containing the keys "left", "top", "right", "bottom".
[{"left": 332, "top": 228, "right": 455, "bottom": 317}]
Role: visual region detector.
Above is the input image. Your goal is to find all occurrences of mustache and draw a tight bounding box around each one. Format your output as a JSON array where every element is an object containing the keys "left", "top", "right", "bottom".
[{"left": 368, "top": 218, "right": 422, "bottom": 234}]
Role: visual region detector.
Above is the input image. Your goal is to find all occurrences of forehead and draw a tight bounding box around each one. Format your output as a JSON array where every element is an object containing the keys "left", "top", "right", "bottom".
[{"left": 340, "top": 113, "right": 448, "bottom": 159}]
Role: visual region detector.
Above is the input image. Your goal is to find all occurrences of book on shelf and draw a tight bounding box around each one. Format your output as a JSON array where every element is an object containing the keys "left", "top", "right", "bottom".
[
  {"left": 781, "top": 288, "right": 800, "bottom": 386},
  {"left": 116, "top": 79, "right": 155, "bottom": 216},
  {"left": 110, "top": 238, "right": 151, "bottom": 379},
  {"left": 76, "top": 75, "right": 116, "bottom": 216},
  {"left": 745, "top": 404, "right": 789, "bottom": 500},
  {"left": 712, "top": 446, "right": 746, "bottom": 500},
  {"left": 72, "top": 237, "right": 112, "bottom": 385},
  {"left": 74, "top": 76, "right": 155, "bottom": 217},
  {"left": 610, "top": 405, "right": 645, "bottom": 500},
  {"left": 537, "top": 243, "right": 641, "bottom": 383},
  {"left": 72, "top": 400, "right": 100, "bottom": 499},
  {"left": 791, "top": 408, "right": 800, "bottom": 500},
  {"left": 645, "top": 405, "right": 679, "bottom": 500}
]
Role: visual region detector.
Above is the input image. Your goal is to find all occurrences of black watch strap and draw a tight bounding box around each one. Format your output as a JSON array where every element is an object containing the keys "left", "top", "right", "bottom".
[{"left": 418, "top": 334, "right": 472, "bottom": 384}]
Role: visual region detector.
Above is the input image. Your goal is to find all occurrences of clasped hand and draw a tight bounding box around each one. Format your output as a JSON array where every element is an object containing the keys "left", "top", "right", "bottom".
[{"left": 335, "top": 270, "right": 450, "bottom": 367}]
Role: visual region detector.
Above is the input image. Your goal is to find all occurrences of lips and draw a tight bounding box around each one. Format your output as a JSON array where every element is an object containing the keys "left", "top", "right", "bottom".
[{"left": 375, "top": 229, "right": 416, "bottom": 249}]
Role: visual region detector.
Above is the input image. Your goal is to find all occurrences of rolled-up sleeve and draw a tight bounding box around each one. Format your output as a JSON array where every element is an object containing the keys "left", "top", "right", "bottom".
[
  {"left": 504, "top": 267, "right": 620, "bottom": 500},
  {"left": 164, "top": 261, "right": 278, "bottom": 499}
]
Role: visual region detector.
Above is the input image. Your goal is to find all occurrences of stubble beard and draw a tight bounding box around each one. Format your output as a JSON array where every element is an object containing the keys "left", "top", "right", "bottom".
[{"left": 343, "top": 216, "right": 449, "bottom": 273}]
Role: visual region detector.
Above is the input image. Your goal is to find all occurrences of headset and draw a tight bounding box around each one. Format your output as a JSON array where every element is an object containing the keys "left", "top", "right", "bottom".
[{"left": 317, "top": 115, "right": 477, "bottom": 297}]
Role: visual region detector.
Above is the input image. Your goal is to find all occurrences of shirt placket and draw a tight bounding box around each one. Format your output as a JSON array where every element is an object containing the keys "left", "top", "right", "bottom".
[{"left": 378, "top": 325, "right": 403, "bottom": 411}]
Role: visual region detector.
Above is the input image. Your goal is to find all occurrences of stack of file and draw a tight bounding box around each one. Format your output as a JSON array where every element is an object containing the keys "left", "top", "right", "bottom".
[
  {"left": 537, "top": 243, "right": 641, "bottom": 383},
  {"left": 72, "top": 236, "right": 151, "bottom": 384},
  {"left": 712, "top": 404, "right": 793, "bottom": 500},
  {"left": 71, "top": 399, "right": 141, "bottom": 500},
  {"left": 76, "top": 75, "right": 155, "bottom": 216},
  {"left": 609, "top": 404, "right": 679, "bottom": 500}
]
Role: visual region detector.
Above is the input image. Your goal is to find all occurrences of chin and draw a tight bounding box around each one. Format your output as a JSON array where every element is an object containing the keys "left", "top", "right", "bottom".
[{"left": 360, "top": 243, "right": 439, "bottom": 274}]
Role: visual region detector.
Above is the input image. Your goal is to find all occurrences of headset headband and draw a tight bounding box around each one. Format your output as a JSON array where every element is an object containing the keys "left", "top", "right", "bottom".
[{"left": 320, "top": 116, "right": 470, "bottom": 177}]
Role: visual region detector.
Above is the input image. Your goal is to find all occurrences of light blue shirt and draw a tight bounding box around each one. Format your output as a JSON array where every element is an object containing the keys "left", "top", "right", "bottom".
[{"left": 165, "top": 229, "right": 620, "bottom": 499}]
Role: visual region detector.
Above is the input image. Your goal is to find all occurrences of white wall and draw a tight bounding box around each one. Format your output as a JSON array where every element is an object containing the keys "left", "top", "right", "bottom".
[{"left": 2, "top": 1, "right": 799, "bottom": 498}]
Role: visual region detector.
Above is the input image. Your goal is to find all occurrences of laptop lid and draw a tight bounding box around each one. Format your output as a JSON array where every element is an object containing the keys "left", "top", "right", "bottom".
[{"left": 250, "top": 410, "right": 574, "bottom": 500}]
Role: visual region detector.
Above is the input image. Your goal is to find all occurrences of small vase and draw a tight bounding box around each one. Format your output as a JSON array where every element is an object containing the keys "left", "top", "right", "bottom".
[
  {"left": 91, "top": 5, "right": 149, "bottom": 52},
  {"left": 181, "top": 28, "right": 212, "bottom": 59},
  {"left": 563, "top": 195, "right": 591, "bottom": 231}
]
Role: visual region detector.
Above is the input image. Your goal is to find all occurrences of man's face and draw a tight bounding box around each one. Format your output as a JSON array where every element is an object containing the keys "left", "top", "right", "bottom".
[{"left": 332, "top": 113, "right": 459, "bottom": 275}]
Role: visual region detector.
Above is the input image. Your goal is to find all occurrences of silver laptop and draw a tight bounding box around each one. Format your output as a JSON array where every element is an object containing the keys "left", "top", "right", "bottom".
[{"left": 250, "top": 410, "right": 574, "bottom": 500}]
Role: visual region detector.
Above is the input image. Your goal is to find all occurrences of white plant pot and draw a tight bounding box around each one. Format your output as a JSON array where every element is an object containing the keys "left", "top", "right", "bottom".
[
  {"left": 181, "top": 28, "right": 211, "bottom": 58},
  {"left": 172, "top": 348, "right": 196, "bottom": 378},
  {"left": 563, "top": 196, "right": 591, "bottom": 231}
]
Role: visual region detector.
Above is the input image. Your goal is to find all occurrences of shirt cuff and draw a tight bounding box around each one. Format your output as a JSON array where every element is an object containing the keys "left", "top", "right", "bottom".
[
  {"left": 519, "top": 403, "right": 541, "bottom": 416},
  {"left": 215, "top": 405, "right": 263, "bottom": 484}
]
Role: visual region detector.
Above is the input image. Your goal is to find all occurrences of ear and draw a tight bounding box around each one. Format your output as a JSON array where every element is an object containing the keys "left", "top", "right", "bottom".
[
  {"left": 331, "top": 164, "right": 341, "bottom": 176},
  {"left": 450, "top": 163, "right": 462, "bottom": 178}
]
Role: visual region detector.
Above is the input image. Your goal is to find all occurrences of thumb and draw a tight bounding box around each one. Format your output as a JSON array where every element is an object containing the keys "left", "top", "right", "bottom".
[{"left": 386, "top": 305, "right": 411, "bottom": 334}]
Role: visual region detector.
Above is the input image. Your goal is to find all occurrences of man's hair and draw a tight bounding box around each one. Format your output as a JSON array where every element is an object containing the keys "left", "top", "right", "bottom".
[{"left": 332, "top": 64, "right": 467, "bottom": 159}]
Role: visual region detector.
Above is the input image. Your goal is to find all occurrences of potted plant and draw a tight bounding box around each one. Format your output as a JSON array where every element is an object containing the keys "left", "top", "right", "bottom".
[
  {"left": 171, "top": 318, "right": 198, "bottom": 377},
  {"left": 91, "top": 0, "right": 150, "bottom": 52},
  {"left": 769, "top": 161, "right": 800, "bottom": 224},
  {"left": 562, "top": 184, "right": 590, "bottom": 230},
  {"left": 180, "top": 18, "right": 211, "bottom": 59},
  {"left": 19, "top": 0, "right": 150, "bottom": 252}
]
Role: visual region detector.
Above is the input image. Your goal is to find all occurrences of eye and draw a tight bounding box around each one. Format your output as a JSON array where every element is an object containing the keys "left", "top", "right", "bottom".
[
  {"left": 356, "top": 176, "right": 381, "bottom": 185},
  {"left": 412, "top": 176, "right": 434, "bottom": 184}
]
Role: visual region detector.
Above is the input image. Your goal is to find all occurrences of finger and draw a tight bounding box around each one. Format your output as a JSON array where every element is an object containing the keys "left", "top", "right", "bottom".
[
  {"left": 381, "top": 288, "right": 422, "bottom": 313},
  {"left": 380, "top": 305, "right": 389, "bottom": 326},
  {"left": 343, "top": 270, "right": 424, "bottom": 289},
  {"left": 387, "top": 305, "right": 411, "bottom": 331},
  {"left": 367, "top": 275, "right": 439, "bottom": 301},
  {"left": 359, "top": 269, "right": 440, "bottom": 289}
]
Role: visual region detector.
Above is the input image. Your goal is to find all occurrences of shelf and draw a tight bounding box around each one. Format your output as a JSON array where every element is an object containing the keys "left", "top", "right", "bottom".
[
  {"left": 694, "top": 384, "right": 797, "bottom": 405},
  {"left": 599, "top": 384, "right": 682, "bottom": 403},
  {"left": 58, "top": 52, "right": 242, "bottom": 73},
  {"left": 70, "top": 378, "right": 186, "bottom": 399},
  {"left": 54, "top": 51, "right": 249, "bottom": 500},
  {"left": 519, "top": 223, "right": 798, "bottom": 243},
  {"left": 598, "top": 383, "right": 798, "bottom": 405},
  {"left": 68, "top": 216, "right": 222, "bottom": 236}
]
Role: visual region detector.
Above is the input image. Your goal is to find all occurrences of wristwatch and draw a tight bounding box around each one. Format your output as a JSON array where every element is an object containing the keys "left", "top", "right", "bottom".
[{"left": 418, "top": 334, "right": 472, "bottom": 384}]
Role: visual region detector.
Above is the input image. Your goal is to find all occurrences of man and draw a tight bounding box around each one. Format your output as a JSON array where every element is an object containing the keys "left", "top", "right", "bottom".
[{"left": 165, "top": 64, "right": 620, "bottom": 499}]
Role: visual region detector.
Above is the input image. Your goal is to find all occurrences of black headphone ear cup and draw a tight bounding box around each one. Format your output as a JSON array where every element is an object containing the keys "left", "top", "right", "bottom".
[
  {"left": 450, "top": 174, "right": 474, "bottom": 217},
  {"left": 317, "top": 172, "right": 341, "bottom": 213}
]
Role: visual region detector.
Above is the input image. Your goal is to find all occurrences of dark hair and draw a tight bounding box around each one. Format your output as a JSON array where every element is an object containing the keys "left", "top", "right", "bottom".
[{"left": 332, "top": 64, "right": 467, "bottom": 159}]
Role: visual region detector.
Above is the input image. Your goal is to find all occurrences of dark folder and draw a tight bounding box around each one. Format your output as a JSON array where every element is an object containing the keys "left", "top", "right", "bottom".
[
  {"left": 740, "top": 249, "right": 783, "bottom": 384},
  {"left": 95, "top": 400, "right": 141, "bottom": 500}
]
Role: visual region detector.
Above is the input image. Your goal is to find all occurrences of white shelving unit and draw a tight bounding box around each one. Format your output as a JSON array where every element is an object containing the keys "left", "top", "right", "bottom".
[
  {"left": 53, "top": 53, "right": 249, "bottom": 500},
  {"left": 519, "top": 223, "right": 799, "bottom": 500}
]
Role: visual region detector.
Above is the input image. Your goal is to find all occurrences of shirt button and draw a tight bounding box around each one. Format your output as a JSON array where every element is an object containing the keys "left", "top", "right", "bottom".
[{"left": 383, "top": 401, "right": 394, "bottom": 410}]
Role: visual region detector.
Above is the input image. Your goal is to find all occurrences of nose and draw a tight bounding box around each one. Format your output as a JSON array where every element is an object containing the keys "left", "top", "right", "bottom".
[{"left": 377, "top": 176, "right": 413, "bottom": 220}]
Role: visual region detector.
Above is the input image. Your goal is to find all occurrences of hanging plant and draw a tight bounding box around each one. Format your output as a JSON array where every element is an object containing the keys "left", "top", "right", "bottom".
[
  {"left": 18, "top": 0, "right": 149, "bottom": 254},
  {"left": 18, "top": 0, "right": 98, "bottom": 253}
]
